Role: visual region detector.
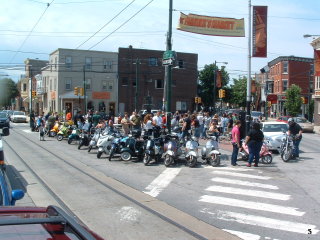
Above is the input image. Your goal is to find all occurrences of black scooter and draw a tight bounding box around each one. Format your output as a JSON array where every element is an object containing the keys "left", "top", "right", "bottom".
[{"left": 78, "top": 123, "right": 93, "bottom": 150}]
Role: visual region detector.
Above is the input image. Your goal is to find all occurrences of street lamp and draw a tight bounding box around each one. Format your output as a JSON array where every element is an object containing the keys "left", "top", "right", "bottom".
[{"left": 213, "top": 61, "right": 228, "bottom": 113}]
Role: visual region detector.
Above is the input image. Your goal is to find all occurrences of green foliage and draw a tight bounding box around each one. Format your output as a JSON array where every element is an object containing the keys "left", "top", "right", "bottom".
[
  {"left": 284, "top": 84, "right": 302, "bottom": 117},
  {"left": 198, "top": 63, "right": 230, "bottom": 107},
  {"left": 229, "top": 76, "right": 247, "bottom": 107},
  {"left": 0, "top": 78, "right": 19, "bottom": 108}
]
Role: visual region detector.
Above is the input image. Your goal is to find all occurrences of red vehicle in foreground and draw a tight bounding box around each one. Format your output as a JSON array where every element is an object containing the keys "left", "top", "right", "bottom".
[
  {"left": 0, "top": 205, "right": 104, "bottom": 240},
  {"left": 276, "top": 116, "right": 291, "bottom": 123}
]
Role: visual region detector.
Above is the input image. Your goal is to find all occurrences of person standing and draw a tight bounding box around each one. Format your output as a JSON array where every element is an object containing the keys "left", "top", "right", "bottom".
[
  {"left": 152, "top": 110, "right": 163, "bottom": 128},
  {"left": 29, "top": 110, "right": 35, "bottom": 131},
  {"left": 288, "top": 118, "right": 303, "bottom": 159},
  {"left": 130, "top": 112, "right": 142, "bottom": 131},
  {"left": 203, "top": 112, "right": 211, "bottom": 139},
  {"left": 143, "top": 114, "right": 153, "bottom": 136},
  {"left": 245, "top": 122, "right": 264, "bottom": 167},
  {"left": 197, "top": 112, "right": 204, "bottom": 139},
  {"left": 121, "top": 113, "right": 131, "bottom": 136},
  {"left": 191, "top": 114, "right": 200, "bottom": 138},
  {"left": 92, "top": 111, "right": 101, "bottom": 127},
  {"left": 181, "top": 113, "right": 191, "bottom": 142},
  {"left": 231, "top": 120, "right": 241, "bottom": 166}
]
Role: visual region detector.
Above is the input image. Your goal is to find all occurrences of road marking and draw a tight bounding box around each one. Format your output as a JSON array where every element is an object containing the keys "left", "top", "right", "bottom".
[
  {"left": 199, "top": 195, "right": 304, "bottom": 216},
  {"left": 205, "top": 186, "right": 290, "bottom": 201},
  {"left": 223, "top": 229, "right": 261, "bottom": 240},
  {"left": 212, "top": 171, "right": 271, "bottom": 180},
  {"left": 143, "top": 168, "right": 181, "bottom": 197},
  {"left": 23, "top": 129, "right": 31, "bottom": 133},
  {"left": 211, "top": 177, "right": 278, "bottom": 190},
  {"left": 209, "top": 166, "right": 254, "bottom": 172},
  {"left": 217, "top": 211, "right": 319, "bottom": 234}
]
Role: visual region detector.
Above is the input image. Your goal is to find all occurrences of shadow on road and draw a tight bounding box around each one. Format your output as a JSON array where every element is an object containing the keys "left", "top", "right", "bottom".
[{"left": 5, "top": 165, "right": 28, "bottom": 193}]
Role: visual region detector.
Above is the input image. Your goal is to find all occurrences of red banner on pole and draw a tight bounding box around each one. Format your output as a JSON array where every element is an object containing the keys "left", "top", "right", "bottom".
[
  {"left": 252, "top": 6, "right": 268, "bottom": 58},
  {"left": 216, "top": 70, "right": 222, "bottom": 88},
  {"left": 315, "top": 49, "right": 320, "bottom": 76}
]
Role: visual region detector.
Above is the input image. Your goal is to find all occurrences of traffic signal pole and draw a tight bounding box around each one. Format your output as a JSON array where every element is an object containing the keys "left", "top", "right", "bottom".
[{"left": 246, "top": 0, "right": 252, "bottom": 135}]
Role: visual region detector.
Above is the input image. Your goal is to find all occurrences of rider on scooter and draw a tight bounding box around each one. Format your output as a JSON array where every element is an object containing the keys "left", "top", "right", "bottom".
[{"left": 287, "top": 118, "right": 302, "bottom": 159}]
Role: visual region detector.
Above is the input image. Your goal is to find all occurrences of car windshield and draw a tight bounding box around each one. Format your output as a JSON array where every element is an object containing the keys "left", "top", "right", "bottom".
[
  {"left": 263, "top": 124, "right": 288, "bottom": 132},
  {"left": 295, "top": 117, "right": 308, "bottom": 123},
  {"left": 0, "top": 113, "right": 7, "bottom": 118},
  {"left": 13, "top": 111, "right": 25, "bottom": 115},
  {"left": 251, "top": 111, "right": 263, "bottom": 117}
]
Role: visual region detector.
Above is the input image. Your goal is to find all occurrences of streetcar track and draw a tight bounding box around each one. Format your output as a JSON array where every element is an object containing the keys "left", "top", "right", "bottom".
[{"left": 7, "top": 128, "right": 209, "bottom": 240}]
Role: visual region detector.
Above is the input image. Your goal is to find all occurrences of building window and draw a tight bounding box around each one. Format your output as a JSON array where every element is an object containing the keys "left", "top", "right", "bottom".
[
  {"left": 122, "top": 77, "right": 128, "bottom": 86},
  {"left": 103, "top": 60, "right": 112, "bottom": 71},
  {"left": 178, "top": 59, "right": 184, "bottom": 68},
  {"left": 50, "top": 79, "right": 52, "bottom": 91},
  {"left": 155, "top": 79, "right": 164, "bottom": 89},
  {"left": 55, "top": 57, "right": 58, "bottom": 70},
  {"left": 108, "top": 82, "right": 113, "bottom": 91},
  {"left": 102, "top": 80, "right": 107, "bottom": 90},
  {"left": 316, "top": 76, "right": 320, "bottom": 90},
  {"left": 54, "top": 77, "right": 57, "bottom": 91},
  {"left": 65, "top": 78, "right": 72, "bottom": 90},
  {"left": 148, "top": 57, "right": 158, "bottom": 66},
  {"left": 132, "top": 79, "right": 136, "bottom": 87},
  {"left": 66, "top": 56, "right": 72, "bottom": 69},
  {"left": 283, "top": 61, "right": 288, "bottom": 73},
  {"left": 85, "top": 57, "right": 92, "bottom": 70},
  {"left": 282, "top": 79, "right": 288, "bottom": 91},
  {"left": 85, "top": 78, "right": 91, "bottom": 90},
  {"left": 23, "top": 83, "right": 27, "bottom": 92}
]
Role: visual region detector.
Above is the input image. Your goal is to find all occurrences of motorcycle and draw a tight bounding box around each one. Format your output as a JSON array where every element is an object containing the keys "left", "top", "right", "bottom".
[
  {"left": 201, "top": 134, "right": 221, "bottom": 167},
  {"left": 96, "top": 129, "right": 116, "bottom": 159},
  {"left": 88, "top": 128, "right": 104, "bottom": 152},
  {"left": 57, "top": 124, "right": 72, "bottom": 141},
  {"left": 163, "top": 133, "right": 183, "bottom": 167},
  {"left": 78, "top": 123, "right": 93, "bottom": 150},
  {"left": 119, "top": 130, "right": 145, "bottom": 162},
  {"left": 68, "top": 127, "right": 81, "bottom": 144},
  {"left": 49, "top": 122, "right": 60, "bottom": 137},
  {"left": 143, "top": 135, "right": 163, "bottom": 166},
  {"left": 108, "top": 134, "right": 129, "bottom": 161},
  {"left": 239, "top": 140, "right": 273, "bottom": 164},
  {"left": 184, "top": 135, "right": 199, "bottom": 167},
  {"left": 280, "top": 132, "right": 294, "bottom": 162}
]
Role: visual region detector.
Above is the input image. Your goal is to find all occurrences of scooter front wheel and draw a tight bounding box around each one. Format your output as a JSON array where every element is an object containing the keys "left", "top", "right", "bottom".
[
  {"left": 57, "top": 135, "right": 63, "bottom": 141},
  {"left": 68, "top": 139, "right": 72, "bottom": 144},
  {"left": 281, "top": 148, "right": 292, "bottom": 162},
  {"left": 210, "top": 154, "right": 220, "bottom": 167},
  {"left": 261, "top": 154, "right": 272, "bottom": 164},
  {"left": 88, "top": 146, "right": 92, "bottom": 152},
  {"left": 121, "top": 151, "right": 132, "bottom": 161},
  {"left": 187, "top": 156, "right": 197, "bottom": 168},
  {"left": 164, "top": 155, "right": 174, "bottom": 167},
  {"left": 143, "top": 154, "right": 151, "bottom": 166},
  {"left": 97, "top": 151, "right": 103, "bottom": 159}
]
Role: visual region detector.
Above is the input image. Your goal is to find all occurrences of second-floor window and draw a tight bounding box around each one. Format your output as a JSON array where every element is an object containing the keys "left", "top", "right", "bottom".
[
  {"left": 148, "top": 57, "right": 158, "bottom": 66},
  {"left": 23, "top": 83, "right": 27, "bottom": 92},
  {"left": 282, "top": 79, "right": 288, "bottom": 91},
  {"left": 155, "top": 79, "right": 164, "bottom": 89},
  {"left": 316, "top": 76, "right": 320, "bottom": 90},
  {"left": 102, "top": 80, "right": 107, "bottom": 90},
  {"left": 103, "top": 60, "right": 112, "bottom": 71},
  {"left": 283, "top": 61, "right": 288, "bottom": 73},
  {"left": 85, "top": 78, "right": 91, "bottom": 90},
  {"left": 66, "top": 56, "right": 72, "bottom": 69},
  {"left": 65, "top": 78, "right": 72, "bottom": 90},
  {"left": 85, "top": 57, "right": 92, "bottom": 70}
]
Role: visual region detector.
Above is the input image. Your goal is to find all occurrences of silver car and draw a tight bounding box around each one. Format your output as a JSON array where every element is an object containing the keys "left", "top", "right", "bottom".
[{"left": 262, "top": 122, "right": 288, "bottom": 152}]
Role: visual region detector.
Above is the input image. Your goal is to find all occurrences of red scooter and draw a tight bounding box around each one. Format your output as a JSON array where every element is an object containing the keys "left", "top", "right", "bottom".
[{"left": 239, "top": 140, "right": 273, "bottom": 164}]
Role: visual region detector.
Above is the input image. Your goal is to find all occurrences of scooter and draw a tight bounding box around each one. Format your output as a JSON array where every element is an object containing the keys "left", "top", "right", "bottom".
[
  {"left": 119, "top": 130, "right": 145, "bottom": 161},
  {"left": 78, "top": 123, "right": 93, "bottom": 150},
  {"left": 68, "top": 127, "right": 81, "bottom": 144},
  {"left": 96, "top": 128, "right": 117, "bottom": 158},
  {"left": 143, "top": 135, "right": 163, "bottom": 166},
  {"left": 88, "top": 128, "right": 104, "bottom": 152},
  {"left": 57, "top": 124, "right": 72, "bottom": 141},
  {"left": 108, "top": 134, "right": 129, "bottom": 161},
  {"left": 201, "top": 134, "right": 221, "bottom": 167},
  {"left": 184, "top": 135, "right": 199, "bottom": 167},
  {"left": 163, "top": 133, "right": 183, "bottom": 167},
  {"left": 239, "top": 140, "right": 273, "bottom": 164},
  {"left": 49, "top": 122, "right": 60, "bottom": 137}
]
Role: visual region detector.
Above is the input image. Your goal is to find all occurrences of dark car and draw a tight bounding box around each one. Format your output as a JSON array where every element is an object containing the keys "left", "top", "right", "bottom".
[
  {"left": 0, "top": 205, "right": 104, "bottom": 240},
  {"left": 0, "top": 112, "right": 10, "bottom": 129}
]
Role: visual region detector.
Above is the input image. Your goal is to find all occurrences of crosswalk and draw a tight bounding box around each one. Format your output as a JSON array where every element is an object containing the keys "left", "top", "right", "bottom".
[{"left": 199, "top": 167, "right": 319, "bottom": 240}]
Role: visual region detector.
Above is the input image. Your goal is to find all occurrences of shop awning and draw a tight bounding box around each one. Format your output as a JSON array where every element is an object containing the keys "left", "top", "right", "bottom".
[{"left": 59, "top": 92, "right": 85, "bottom": 99}]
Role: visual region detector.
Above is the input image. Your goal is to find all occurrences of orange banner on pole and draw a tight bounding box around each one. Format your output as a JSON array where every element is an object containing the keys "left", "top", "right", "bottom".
[
  {"left": 315, "top": 50, "right": 320, "bottom": 76},
  {"left": 177, "top": 13, "right": 245, "bottom": 37},
  {"left": 252, "top": 6, "right": 268, "bottom": 57}
]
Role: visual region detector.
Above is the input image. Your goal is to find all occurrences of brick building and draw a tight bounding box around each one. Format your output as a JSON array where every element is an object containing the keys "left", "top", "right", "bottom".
[
  {"left": 118, "top": 46, "right": 198, "bottom": 114},
  {"left": 268, "top": 56, "right": 313, "bottom": 116},
  {"left": 311, "top": 38, "right": 320, "bottom": 132}
]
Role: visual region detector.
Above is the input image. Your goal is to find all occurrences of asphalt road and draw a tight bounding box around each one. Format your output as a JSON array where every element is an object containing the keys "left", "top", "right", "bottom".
[{"left": 3, "top": 123, "right": 320, "bottom": 240}]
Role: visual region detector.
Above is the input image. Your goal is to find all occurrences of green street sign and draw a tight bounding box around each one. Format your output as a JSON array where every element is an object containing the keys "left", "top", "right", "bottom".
[{"left": 163, "top": 50, "right": 177, "bottom": 60}]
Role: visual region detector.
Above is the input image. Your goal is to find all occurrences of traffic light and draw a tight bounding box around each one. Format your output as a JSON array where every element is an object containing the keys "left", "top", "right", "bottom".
[
  {"left": 74, "top": 87, "right": 79, "bottom": 96},
  {"left": 32, "top": 91, "right": 36, "bottom": 97},
  {"left": 197, "top": 97, "right": 201, "bottom": 103},
  {"left": 194, "top": 97, "right": 202, "bottom": 103},
  {"left": 221, "top": 89, "right": 225, "bottom": 98},
  {"left": 79, "top": 87, "right": 84, "bottom": 96}
]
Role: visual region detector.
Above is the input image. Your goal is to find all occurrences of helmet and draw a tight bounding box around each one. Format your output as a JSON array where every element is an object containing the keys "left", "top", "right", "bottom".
[{"left": 287, "top": 118, "right": 294, "bottom": 123}]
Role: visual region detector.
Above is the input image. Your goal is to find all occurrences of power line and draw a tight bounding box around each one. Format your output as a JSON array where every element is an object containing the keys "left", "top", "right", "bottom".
[
  {"left": 76, "top": 0, "right": 136, "bottom": 49},
  {"left": 88, "top": 0, "right": 155, "bottom": 50},
  {"left": 9, "top": 0, "right": 55, "bottom": 64}
]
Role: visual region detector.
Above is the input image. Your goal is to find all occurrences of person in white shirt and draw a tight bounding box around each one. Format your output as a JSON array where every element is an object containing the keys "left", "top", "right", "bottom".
[
  {"left": 152, "top": 110, "right": 163, "bottom": 128},
  {"left": 197, "top": 112, "right": 204, "bottom": 138},
  {"left": 203, "top": 112, "right": 212, "bottom": 139},
  {"left": 143, "top": 114, "right": 154, "bottom": 136}
]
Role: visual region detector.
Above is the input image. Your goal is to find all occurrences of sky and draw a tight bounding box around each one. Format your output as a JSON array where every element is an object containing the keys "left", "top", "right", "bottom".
[{"left": 0, "top": 0, "right": 319, "bottom": 82}]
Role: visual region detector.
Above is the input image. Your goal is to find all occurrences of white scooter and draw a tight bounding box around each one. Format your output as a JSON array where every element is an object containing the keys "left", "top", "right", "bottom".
[
  {"left": 184, "top": 135, "right": 199, "bottom": 167},
  {"left": 201, "top": 134, "right": 221, "bottom": 166},
  {"left": 96, "top": 129, "right": 118, "bottom": 159}
]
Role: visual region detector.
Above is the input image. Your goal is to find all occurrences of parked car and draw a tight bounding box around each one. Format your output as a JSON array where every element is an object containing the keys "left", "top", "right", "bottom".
[
  {"left": 0, "top": 112, "right": 10, "bottom": 129},
  {"left": 293, "top": 117, "right": 314, "bottom": 133},
  {"left": 0, "top": 205, "right": 104, "bottom": 239},
  {"left": 261, "top": 121, "right": 288, "bottom": 152},
  {"left": 11, "top": 111, "right": 27, "bottom": 123},
  {"left": 251, "top": 111, "right": 264, "bottom": 122},
  {"left": 276, "top": 116, "right": 291, "bottom": 123}
]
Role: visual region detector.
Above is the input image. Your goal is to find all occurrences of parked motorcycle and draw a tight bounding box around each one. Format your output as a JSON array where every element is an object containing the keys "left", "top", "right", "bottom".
[
  {"left": 143, "top": 135, "right": 163, "bottom": 166},
  {"left": 78, "top": 123, "right": 93, "bottom": 150},
  {"left": 119, "top": 130, "right": 145, "bottom": 161},
  {"left": 68, "top": 127, "right": 81, "bottom": 144},
  {"left": 280, "top": 132, "right": 294, "bottom": 162},
  {"left": 163, "top": 134, "right": 183, "bottom": 167},
  {"left": 49, "top": 122, "right": 60, "bottom": 137},
  {"left": 108, "top": 134, "right": 129, "bottom": 161},
  {"left": 201, "top": 135, "right": 221, "bottom": 167},
  {"left": 57, "top": 125, "right": 72, "bottom": 141},
  {"left": 184, "top": 135, "right": 199, "bottom": 167},
  {"left": 96, "top": 129, "right": 116, "bottom": 159},
  {"left": 88, "top": 128, "right": 103, "bottom": 152},
  {"left": 239, "top": 140, "right": 273, "bottom": 164}
]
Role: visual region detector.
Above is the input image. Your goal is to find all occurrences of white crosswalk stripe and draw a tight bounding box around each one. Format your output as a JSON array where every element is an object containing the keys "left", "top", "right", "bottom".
[{"left": 199, "top": 167, "right": 319, "bottom": 238}]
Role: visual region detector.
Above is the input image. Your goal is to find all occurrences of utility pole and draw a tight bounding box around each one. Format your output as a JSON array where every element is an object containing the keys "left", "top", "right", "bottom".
[
  {"left": 246, "top": 0, "right": 252, "bottom": 134},
  {"left": 83, "top": 65, "right": 87, "bottom": 113},
  {"left": 213, "top": 60, "right": 217, "bottom": 113},
  {"left": 134, "top": 58, "right": 140, "bottom": 112},
  {"left": 308, "top": 70, "right": 312, "bottom": 121},
  {"left": 164, "top": 0, "right": 173, "bottom": 132},
  {"left": 29, "top": 67, "right": 33, "bottom": 114}
]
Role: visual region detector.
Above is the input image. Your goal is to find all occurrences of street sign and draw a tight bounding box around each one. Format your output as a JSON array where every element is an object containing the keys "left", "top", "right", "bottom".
[
  {"left": 162, "top": 58, "right": 174, "bottom": 66},
  {"left": 163, "top": 50, "right": 176, "bottom": 60}
]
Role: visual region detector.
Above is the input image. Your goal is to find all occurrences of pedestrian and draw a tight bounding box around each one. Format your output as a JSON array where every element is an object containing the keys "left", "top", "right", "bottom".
[
  {"left": 130, "top": 111, "right": 142, "bottom": 131},
  {"left": 227, "top": 114, "right": 233, "bottom": 133},
  {"left": 191, "top": 114, "right": 200, "bottom": 138},
  {"left": 121, "top": 112, "right": 131, "bottom": 136},
  {"left": 152, "top": 110, "right": 163, "bottom": 128},
  {"left": 288, "top": 118, "right": 303, "bottom": 159},
  {"left": 245, "top": 122, "right": 264, "bottom": 167},
  {"left": 197, "top": 112, "right": 204, "bottom": 138},
  {"left": 143, "top": 114, "right": 153, "bottom": 136},
  {"left": 203, "top": 112, "right": 211, "bottom": 139},
  {"left": 180, "top": 113, "right": 191, "bottom": 142},
  {"left": 66, "top": 110, "right": 72, "bottom": 121},
  {"left": 220, "top": 113, "right": 229, "bottom": 134},
  {"left": 208, "top": 120, "right": 220, "bottom": 141},
  {"left": 231, "top": 120, "right": 242, "bottom": 166},
  {"left": 92, "top": 111, "right": 101, "bottom": 127}
]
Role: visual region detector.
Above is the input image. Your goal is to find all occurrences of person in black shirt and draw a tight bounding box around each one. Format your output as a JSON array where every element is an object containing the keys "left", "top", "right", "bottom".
[
  {"left": 288, "top": 118, "right": 303, "bottom": 159},
  {"left": 245, "top": 122, "right": 264, "bottom": 167}
]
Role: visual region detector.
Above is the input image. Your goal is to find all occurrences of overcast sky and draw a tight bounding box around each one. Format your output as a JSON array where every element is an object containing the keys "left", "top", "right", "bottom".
[{"left": 0, "top": 0, "right": 319, "bottom": 81}]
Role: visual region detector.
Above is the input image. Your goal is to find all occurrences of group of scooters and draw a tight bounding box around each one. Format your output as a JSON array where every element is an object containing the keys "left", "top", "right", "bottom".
[{"left": 66, "top": 124, "right": 222, "bottom": 168}]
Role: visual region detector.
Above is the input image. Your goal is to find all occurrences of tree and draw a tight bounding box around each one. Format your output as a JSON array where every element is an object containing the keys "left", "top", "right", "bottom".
[
  {"left": 198, "top": 64, "right": 229, "bottom": 108},
  {"left": 229, "top": 76, "right": 247, "bottom": 108},
  {"left": 0, "top": 78, "right": 19, "bottom": 108},
  {"left": 284, "top": 84, "right": 302, "bottom": 117}
]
